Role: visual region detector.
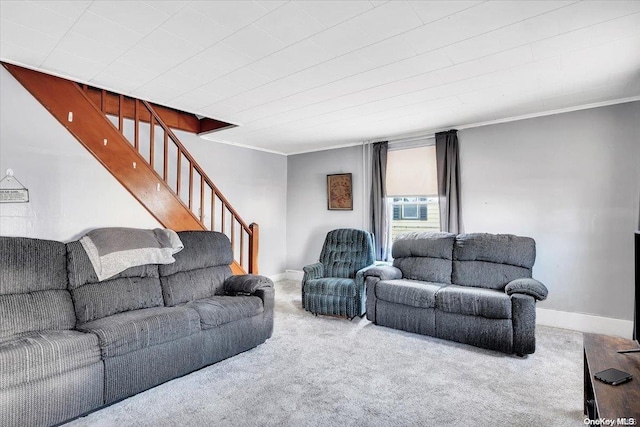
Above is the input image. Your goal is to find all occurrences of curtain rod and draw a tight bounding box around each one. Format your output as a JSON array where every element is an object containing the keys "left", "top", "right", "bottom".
[
  {"left": 388, "top": 134, "right": 435, "bottom": 146},
  {"left": 365, "top": 133, "right": 435, "bottom": 146}
]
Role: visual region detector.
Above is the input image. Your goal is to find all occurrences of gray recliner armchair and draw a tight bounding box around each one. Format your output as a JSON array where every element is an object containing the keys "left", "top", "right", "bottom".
[{"left": 302, "top": 228, "right": 376, "bottom": 319}]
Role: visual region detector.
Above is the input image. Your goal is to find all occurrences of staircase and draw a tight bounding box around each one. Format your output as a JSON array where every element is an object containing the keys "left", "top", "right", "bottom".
[{"left": 3, "top": 63, "right": 257, "bottom": 275}]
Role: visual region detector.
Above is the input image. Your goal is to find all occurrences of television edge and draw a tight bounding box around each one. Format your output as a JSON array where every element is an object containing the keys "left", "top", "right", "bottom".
[{"left": 618, "top": 230, "right": 639, "bottom": 354}]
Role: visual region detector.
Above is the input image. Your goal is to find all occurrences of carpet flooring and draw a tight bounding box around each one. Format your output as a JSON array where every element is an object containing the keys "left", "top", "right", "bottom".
[{"left": 64, "top": 280, "right": 585, "bottom": 427}]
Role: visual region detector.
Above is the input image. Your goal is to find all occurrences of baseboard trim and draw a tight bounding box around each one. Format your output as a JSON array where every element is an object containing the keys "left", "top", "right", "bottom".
[
  {"left": 268, "top": 273, "right": 287, "bottom": 282},
  {"left": 536, "top": 308, "right": 633, "bottom": 339},
  {"left": 285, "top": 270, "right": 304, "bottom": 281},
  {"left": 274, "top": 271, "right": 634, "bottom": 338}
]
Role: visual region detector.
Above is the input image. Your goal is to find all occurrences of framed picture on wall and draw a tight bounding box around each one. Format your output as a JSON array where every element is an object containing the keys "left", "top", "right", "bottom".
[{"left": 327, "top": 173, "right": 353, "bottom": 210}]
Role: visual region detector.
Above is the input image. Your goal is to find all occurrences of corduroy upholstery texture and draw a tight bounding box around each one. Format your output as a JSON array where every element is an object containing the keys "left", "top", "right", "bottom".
[
  {"left": 435, "top": 311, "right": 514, "bottom": 354},
  {"left": 375, "top": 279, "right": 444, "bottom": 309},
  {"left": 376, "top": 302, "right": 437, "bottom": 336},
  {"left": 77, "top": 306, "right": 201, "bottom": 358},
  {"left": 366, "top": 232, "right": 547, "bottom": 355},
  {"left": 159, "top": 231, "right": 233, "bottom": 306},
  {"left": 67, "top": 241, "right": 164, "bottom": 323},
  {"left": 392, "top": 232, "right": 455, "bottom": 283},
  {"left": 436, "top": 285, "right": 512, "bottom": 319},
  {"left": 103, "top": 333, "right": 203, "bottom": 404},
  {"left": 452, "top": 233, "right": 535, "bottom": 290},
  {"left": 0, "top": 237, "right": 74, "bottom": 337},
  {"left": 365, "top": 277, "right": 380, "bottom": 323},
  {"left": 320, "top": 229, "right": 375, "bottom": 278},
  {"left": 0, "top": 290, "right": 76, "bottom": 338},
  {"left": 302, "top": 228, "right": 375, "bottom": 318},
  {"left": 304, "top": 278, "right": 358, "bottom": 297},
  {"left": 1, "top": 231, "right": 274, "bottom": 427},
  {"left": 0, "top": 237, "right": 104, "bottom": 427},
  {"left": 505, "top": 278, "right": 549, "bottom": 300},
  {"left": 225, "top": 274, "right": 274, "bottom": 295},
  {"left": 0, "top": 236, "right": 68, "bottom": 294},
  {"left": 200, "top": 314, "right": 273, "bottom": 367},
  {"left": 1, "top": 363, "right": 104, "bottom": 427},
  {"left": 0, "top": 330, "right": 100, "bottom": 388},
  {"left": 187, "top": 296, "right": 264, "bottom": 329},
  {"left": 86, "top": 230, "right": 273, "bottom": 407},
  {"left": 511, "top": 293, "right": 537, "bottom": 355}
]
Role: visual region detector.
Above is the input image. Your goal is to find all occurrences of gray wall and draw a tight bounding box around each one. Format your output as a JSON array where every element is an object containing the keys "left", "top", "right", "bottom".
[
  {"left": 459, "top": 101, "right": 640, "bottom": 319},
  {"left": 178, "top": 132, "right": 288, "bottom": 276},
  {"left": 286, "top": 145, "right": 367, "bottom": 269},
  {"left": 286, "top": 102, "right": 640, "bottom": 321},
  {"left": 0, "top": 67, "right": 288, "bottom": 276}
]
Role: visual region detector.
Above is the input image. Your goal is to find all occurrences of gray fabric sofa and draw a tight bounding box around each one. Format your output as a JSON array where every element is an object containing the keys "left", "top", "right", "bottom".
[
  {"left": 0, "top": 231, "right": 274, "bottom": 427},
  {"left": 365, "top": 232, "right": 548, "bottom": 355}
]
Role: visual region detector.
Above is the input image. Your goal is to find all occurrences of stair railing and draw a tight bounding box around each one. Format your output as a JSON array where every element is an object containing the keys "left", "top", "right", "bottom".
[{"left": 82, "top": 86, "right": 258, "bottom": 273}]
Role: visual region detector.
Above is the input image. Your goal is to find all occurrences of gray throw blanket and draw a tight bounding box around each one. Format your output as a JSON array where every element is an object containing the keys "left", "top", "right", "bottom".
[{"left": 80, "top": 227, "right": 184, "bottom": 281}]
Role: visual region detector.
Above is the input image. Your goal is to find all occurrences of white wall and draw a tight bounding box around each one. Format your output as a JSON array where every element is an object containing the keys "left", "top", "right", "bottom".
[
  {"left": 0, "top": 67, "right": 288, "bottom": 276},
  {"left": 286, "top": 145, "right": 367, "bottom": 270},
  {"left": 459, "top": 101, "right": 640, "bottom": 321}
]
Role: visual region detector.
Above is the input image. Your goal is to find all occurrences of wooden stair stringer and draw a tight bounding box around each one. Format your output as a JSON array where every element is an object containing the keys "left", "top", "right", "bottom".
[{"left": 4, "top": 63, "right": 246, "bottom": 274}]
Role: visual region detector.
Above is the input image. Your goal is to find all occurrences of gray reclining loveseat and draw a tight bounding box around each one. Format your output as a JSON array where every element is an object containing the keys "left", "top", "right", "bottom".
[
  {"left": 365, "top": 232, "right": 548, "bottom": 355},
  {"left": 0, "top": 230, "right": 274, "bottom": 427}
]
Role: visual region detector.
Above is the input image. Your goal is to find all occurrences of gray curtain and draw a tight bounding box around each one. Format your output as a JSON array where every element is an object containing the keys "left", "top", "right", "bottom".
[
  {"left": 435, "top": 130, "right": 463, "bottom": 233},
  {"left": 370, "top": 141, "right": 389, "bottom": 261}
]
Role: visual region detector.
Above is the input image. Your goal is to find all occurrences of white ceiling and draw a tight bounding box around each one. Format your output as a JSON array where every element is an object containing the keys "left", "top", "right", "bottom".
[{"left": 1, "top": 1, "right": 639, "bottom": 155}]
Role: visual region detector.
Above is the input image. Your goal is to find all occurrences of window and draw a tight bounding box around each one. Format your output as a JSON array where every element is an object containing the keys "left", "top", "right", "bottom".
[
  {"left": 385, "top": 145, "right": 440, "bottom": 243},
  {"left": 392, "top": 197, "right": 427, "bottom": 220},
  {"left": 389, "top": 197, "right": 439, "bottom": 240},
  {"left": 402, "top": 203, "right": 419, "bottom": 219}
]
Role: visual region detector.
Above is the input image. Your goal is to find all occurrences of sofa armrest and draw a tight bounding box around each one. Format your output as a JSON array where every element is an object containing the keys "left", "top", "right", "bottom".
[
  {"left": 224, "top": 274, "right": 274, "bottom": 296},
  {"left": 505, "top": 278, "right": 548, "bottom": 301},
  {"left": 253, "top": 287, "right": 275, "bottom": 313},
  {"left": 363, "top": 265, "right": 403, "bottom": 281},
  {"left": 354, "top": 264, "right": 378, "bottom": 287},
  {"left": 302, "top": 262, "right": 324, "bottom": 282}
]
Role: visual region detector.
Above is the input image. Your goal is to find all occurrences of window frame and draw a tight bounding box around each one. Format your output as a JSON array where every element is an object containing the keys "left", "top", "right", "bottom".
[{"left": 391, "top": 197, "right": 430, "bottom": 221}]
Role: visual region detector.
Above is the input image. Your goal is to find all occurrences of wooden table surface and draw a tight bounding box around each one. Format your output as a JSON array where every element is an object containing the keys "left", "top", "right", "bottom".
[{"left": 583, "top": 333, "right": 640, "bottom": 420}]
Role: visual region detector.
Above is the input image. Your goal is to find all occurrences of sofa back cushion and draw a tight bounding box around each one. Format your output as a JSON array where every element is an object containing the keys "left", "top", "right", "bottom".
[
  {"left": 67, "top": 241, "right": 164, "bottom": 324},
  {"left": 158, "top": 231, "right": 233, "bottom": 306},
  {"left": 0, "top": 236, "right": 75, "bottom": 338},
  {"left": 452, "top": 233, "right": 535, "bottom": 290},
  {"left": 392, "top": 232, "right": 456, "bottom": 284},
  {"left": 319, "top": 229, "right": 375, "bottom": 279}
]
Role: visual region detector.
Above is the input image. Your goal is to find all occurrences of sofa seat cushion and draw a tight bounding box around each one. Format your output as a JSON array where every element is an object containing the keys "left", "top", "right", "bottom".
[
  {"left": 78, "top": 306, "right": 201, "bottom": 358},
  {"left": 375, "top": 280, "right": 445, "bottom": 308},
  {"left": 187, "top": 296, "right": 264, "bottom": 329},
  {"left": 303, "top": 278, "right": 356, "bottom": 297},
  {"left": 436, "top": 285, "right": 512, "bottom": 319},
  {"left": 0, "top": 330, "right": 100, "bottom": 388}
]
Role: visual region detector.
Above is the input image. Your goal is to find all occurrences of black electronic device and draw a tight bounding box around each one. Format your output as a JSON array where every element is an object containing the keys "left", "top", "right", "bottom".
[{"left": 594, "top": 368, "right": 633, "bottom": 386}]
